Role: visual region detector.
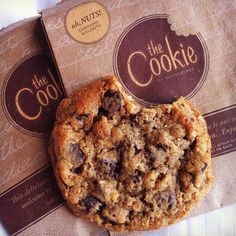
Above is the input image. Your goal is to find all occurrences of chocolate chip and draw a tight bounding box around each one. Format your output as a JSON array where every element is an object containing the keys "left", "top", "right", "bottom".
[
  {"left": 142, "top": 211, "right": 149, "bottom": 217},
  {"left": 135, "top": 170, "right": 142, "bottom": 176},
  {"left": 156, "top": 143, "right": 168, "bottom": 151},
  {"left": 73, "top": 113, "right": 89, "bottom": 121},
  {"left": 144, "top": 147, "right": 160, "bottom": 168},
  {"left": 98, "top": 107, "right": 108, "bottom": 117},
  {"left": 83, "top": 125, "right": 91, "bottom": 132},
  {"left": 130, "top": 114, "right": 137, "bottom": 122},
  {"left": 69, "top": 143, "right": 84, "bottom": 165},
  {"left": 133, "top": 175, "right": 142, "bottom": 184},
  {"left": 80, "top": 195, "right": 103, "bottom": 214},
  {"left": 70, "top": 166, "right": 83, "bottom": 174},
  {"left": 144, "top": 149, "right": 156, "bottom": 168},
  {"left": 101, "top": 90, "right": 121, "bottom": 114},
  {"left": 157, "top": 173, "right": 165, "bottom": 180},
  {"left": 201, "top": 163, "right": 208, "bottom": 173},
  {"left": 100, "top": 158, "right": 120, "bottom": 178},
  {"left": 128, "top": 210, "right": 135, "bottom": 220},
  {"left": 155, "top": 192, "right": 176, "bottom": 209},
  {"left": 184, "top": 148, "right": 191, "bottom": 157},
  {"left": 93, "top": 107, "right": 108, "bottom": 123},
  {"left": 132, "top": 170, "right": 143, "bottom": 184},
  {"left": 134, "top": 146, "right": 141, "bottom": 155},
  {"left": 73, "top": 113, "right": 91, "bottom": 132},
  {"left": 189, "top": 139, "right": 197, "bottom": 151}
]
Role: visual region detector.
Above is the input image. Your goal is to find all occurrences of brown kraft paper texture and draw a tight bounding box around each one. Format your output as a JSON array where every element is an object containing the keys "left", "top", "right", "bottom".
[{"left": 40, "top": 0, "right": 236, "bottom": 234}]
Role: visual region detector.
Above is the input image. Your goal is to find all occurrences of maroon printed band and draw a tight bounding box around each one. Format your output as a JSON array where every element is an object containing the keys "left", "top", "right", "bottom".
[
  {"left": 0, "top": 166, "right": 64, "bottom": 235},
  {"left": 204, "top": 105, "right": 236, "bottom": 158}
]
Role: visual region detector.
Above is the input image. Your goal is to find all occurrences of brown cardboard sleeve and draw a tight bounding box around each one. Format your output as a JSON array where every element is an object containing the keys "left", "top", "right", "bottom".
[{"left": 0, "top": 16, "right": 106, "bottom": 235}]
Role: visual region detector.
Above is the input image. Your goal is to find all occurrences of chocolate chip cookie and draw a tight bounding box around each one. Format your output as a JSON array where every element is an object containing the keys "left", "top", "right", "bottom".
[{"left": 49, "top": 76, "right": 214, "bottom": 232}]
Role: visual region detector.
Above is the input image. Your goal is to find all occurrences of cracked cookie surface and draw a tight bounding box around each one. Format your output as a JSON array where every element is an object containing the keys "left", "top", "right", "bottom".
[{"left": 49, "top": 76, "right": 214, "bottom": 232}]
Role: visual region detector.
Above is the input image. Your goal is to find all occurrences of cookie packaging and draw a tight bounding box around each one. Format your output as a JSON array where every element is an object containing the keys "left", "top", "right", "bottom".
[
  {"left": 0, "top": 0, "right": 235, "bottom": 235},
  {"left": 0, "top": 16, "right": 105, "bottom": 236}
]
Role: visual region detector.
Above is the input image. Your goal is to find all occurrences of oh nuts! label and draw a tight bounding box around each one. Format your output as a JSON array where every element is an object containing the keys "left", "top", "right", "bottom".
[
  {"left": 114, "top": 15, "right": 209, "bottom": 105},
  {"left": 65, "top": 1, "right": 110, "bottom": 44},
  {"left": 1, "top": 52, "right": 64, "bottom": 137}
]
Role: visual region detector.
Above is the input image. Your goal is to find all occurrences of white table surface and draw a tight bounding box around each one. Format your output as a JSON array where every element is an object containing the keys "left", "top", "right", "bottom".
[{"left": 0, "top": 1, "right": 236, "bottom": 236}]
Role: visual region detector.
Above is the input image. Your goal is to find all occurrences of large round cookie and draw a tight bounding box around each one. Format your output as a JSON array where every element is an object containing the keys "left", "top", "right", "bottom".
[{"left": 49, "top": 76, "right": 214, "bottom": 232}]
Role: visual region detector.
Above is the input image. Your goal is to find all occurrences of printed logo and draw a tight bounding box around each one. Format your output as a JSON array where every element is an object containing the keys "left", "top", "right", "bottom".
[
  {"left": 114, "top": 15, "right": 209, "bottom": 105},
  {"left": 1, "top": 52, "right": 65, "bottom": 137},
  {"left": 65, "top": 1, "right": 110, "bottom": 44}
]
